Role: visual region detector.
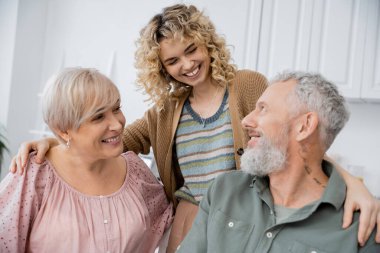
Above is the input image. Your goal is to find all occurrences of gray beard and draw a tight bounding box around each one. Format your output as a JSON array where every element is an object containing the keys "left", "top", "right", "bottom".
[{"left": 241, "top": 135, "right": 287, "bottom": 177}]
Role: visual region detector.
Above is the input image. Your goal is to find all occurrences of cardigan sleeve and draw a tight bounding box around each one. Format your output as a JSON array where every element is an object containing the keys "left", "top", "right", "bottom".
[
  {"left": 0, "top": 153, "right": 49, "bottom": 253},
  {"left": 123, "top": 110, "right": 152, "bottom": 155},
  {"left": 235, "top": 70, "right": 268, "bottom": 116}
]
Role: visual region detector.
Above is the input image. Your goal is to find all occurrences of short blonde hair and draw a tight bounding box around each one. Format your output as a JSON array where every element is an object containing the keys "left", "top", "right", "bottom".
[
  {"left": 135, "top": 4, "right": 237, "bottom": 110},
  {"left": 42, "top": 67, "right": 120, "bottom": 142}
]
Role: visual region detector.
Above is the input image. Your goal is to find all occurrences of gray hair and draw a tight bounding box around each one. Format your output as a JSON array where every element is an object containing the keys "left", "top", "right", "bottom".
[
  {"left": 42, "top": 67, "right": 120, "bottom": 142},
  {"left": 270, "top": 71, "right": 350, "bottom": 150}
]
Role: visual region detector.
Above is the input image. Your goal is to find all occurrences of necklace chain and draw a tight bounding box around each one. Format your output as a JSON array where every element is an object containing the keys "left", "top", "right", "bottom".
[{"left": 193, "top": 86, "right": 221, "bottom": 127}]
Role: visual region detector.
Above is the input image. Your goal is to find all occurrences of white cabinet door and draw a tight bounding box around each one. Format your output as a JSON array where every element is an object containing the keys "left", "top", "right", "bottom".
[
  {"left": 308, "top": 0, "right": 365, "bottom": 99},
  {"left": 252, "top": 0, "right": 380, "bottom": 101},
  {"left": 361, "top": 0, "right": 380, "bottom": 100},
  {"left": 252, "top": 0, "right": 314, "bottom": 78}
]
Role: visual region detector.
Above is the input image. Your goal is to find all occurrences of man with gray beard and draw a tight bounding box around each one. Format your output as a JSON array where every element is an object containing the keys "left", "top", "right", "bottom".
[
  {"left": 239, "top": 124, "right": 288, "bottom": 177},
  {"left": 177, "top": 71, "right": 379, "bottom": 253}
]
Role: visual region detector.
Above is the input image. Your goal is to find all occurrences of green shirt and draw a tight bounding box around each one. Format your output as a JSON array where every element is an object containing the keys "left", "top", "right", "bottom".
[{"left": 178, "top": 161, "right": 379, "bottom": 253}]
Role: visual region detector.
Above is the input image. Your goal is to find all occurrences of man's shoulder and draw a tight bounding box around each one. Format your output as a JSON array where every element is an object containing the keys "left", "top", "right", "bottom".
[{"left": 213, "top": 171, "right": 254, "bottom": 188}]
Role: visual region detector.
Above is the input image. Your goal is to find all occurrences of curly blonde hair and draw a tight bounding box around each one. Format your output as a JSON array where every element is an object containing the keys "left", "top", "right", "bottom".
[{"left": 135, "top": 4, "right": 237, "bottom": 110}]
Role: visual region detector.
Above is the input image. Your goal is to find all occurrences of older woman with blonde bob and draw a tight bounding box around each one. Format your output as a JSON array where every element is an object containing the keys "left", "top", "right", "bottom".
[{"left": 0, "top": 67, "right": 173, "bottom": 253}]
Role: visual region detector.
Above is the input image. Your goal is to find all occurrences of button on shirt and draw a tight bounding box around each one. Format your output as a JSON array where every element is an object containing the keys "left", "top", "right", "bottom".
[{"left": 177, "top": 161, "right": 380, "bottom": 253}]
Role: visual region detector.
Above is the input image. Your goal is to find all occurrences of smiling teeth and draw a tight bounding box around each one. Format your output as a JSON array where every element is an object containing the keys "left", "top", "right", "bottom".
[
  {"left": 249, "top": 130, "right": 261, "bottom": 138},
  {"left": 103, "top": 136, "right": 120, "bottom": 143},
  {"left": 185, "top": 67, "right": 199, "bottom": 77}
]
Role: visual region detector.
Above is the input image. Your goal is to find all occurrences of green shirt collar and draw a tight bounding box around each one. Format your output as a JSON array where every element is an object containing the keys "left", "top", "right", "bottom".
[{"left": 251, "top": 160, "right": 346, "bottom": 211}]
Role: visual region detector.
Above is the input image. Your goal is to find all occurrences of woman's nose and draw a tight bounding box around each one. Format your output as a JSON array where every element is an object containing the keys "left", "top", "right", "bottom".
[
  {"left": 109, "top": 115, "right": 123, "bottom": 130},
  {"left": 182, "top": 57, "right": 194, "bottom": 70}
]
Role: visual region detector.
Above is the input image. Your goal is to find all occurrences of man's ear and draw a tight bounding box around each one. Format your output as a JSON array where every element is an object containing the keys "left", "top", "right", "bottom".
[{"left": 295, "top": 112, "right": 319, "bottom": 142}]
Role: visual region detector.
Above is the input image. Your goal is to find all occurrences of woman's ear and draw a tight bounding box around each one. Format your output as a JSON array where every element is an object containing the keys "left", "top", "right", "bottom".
[
  {"left": 295, "top": 112, "right": 319, "bottom": 142},
  {"left": 54, "top": 128, "right": 70, "bottom": 143}
]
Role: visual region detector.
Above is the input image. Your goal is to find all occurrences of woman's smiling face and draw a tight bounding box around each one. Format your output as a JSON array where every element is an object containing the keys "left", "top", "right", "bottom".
[
  {"left": 66, "top": 99, "right": 126, "bottom": 161},
  {"left": 159, "top": 37, "right": 212, "bottom": 88}
]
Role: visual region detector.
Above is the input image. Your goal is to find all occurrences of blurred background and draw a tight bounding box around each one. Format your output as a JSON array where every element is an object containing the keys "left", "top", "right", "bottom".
[{"left": 0, "top": 0, "right": 379, "bottom": 197}]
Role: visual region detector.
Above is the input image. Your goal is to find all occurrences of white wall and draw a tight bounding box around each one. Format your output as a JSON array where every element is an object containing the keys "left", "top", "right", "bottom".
[
  {"left": 1, "top": 0, "right": 49, "bottom": 178},
  {"left": 1, "top": 0, "right": 379, "bottom": 198},
  {"left": 0, "top": 0, "right": 18, "bottom": 126},
  {"left": 0, "top": 0, "right": 18, "bottom": 179},
  {"left": 328, "top": 102, "right": 380, "bottom": 198}
]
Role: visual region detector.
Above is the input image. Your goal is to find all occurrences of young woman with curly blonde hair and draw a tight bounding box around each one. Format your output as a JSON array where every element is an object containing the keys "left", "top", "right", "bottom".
[{"left": 131, "top": 5, "right": 267, "bottom": 250}]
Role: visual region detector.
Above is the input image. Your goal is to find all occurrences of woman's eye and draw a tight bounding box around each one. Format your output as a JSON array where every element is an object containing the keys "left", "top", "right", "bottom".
[
  {"left": 92, "top": 114, "right": 104, "bottom": 121},
  {"left": 188, "top": 47, "right": 197, "bottom": 54},
  {"left": 167, "top": 59, "right": 177, "bottom": 66},
  {"left": 113, "top": 106, "right": 121, "bottom": 113}
]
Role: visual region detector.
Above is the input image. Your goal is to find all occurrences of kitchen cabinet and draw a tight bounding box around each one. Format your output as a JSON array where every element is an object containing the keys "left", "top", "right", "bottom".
[
  {"left": 245, "top": 0, "right": 380, "bottom": 101},
  {"left": 361, "top": 0, "right": 380, "bottom": 100}
]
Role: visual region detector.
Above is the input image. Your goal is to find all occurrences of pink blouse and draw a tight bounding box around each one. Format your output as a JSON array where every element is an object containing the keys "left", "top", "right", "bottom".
[{"left": 0, "top": 151, "right": 173, "bottom": 253}]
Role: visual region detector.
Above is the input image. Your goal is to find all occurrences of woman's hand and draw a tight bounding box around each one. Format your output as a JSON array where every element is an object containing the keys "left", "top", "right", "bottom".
[
  {"left": 342, "top": 176, "right": 380, "bottom": 246},
  {"left": 8, "top": 137, "right": 58, "bottom": 174}
]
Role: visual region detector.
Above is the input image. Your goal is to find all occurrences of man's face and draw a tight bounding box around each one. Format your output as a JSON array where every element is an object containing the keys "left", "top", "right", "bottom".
[{"left": 240, "top": 80, "right": 297, "bottom": 176}]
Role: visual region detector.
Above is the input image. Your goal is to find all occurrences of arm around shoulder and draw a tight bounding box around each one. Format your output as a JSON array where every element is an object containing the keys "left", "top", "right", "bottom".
[{"left": 123, "top": 113, "right": 152, "bottom": 154}]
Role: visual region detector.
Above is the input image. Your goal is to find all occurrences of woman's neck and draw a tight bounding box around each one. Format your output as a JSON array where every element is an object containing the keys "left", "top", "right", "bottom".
[
  {"left": 191, "top": 78, "right": 219, "bottom": 99},
  {"left": 47, "top": 145, "right": 126, "bottom": 195},
  {"left": 190, "top": 81, "right": 225, "bottom": 119}
]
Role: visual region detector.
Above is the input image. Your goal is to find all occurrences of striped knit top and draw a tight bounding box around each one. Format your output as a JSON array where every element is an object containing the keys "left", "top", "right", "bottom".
[{"left": 174, "top": 90, "right": 236, "bottom": 204}]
